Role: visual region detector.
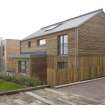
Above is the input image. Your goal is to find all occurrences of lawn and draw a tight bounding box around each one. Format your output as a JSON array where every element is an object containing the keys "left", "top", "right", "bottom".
[{"left": 0, "top": 79, "right": 25, "bottom": 92}]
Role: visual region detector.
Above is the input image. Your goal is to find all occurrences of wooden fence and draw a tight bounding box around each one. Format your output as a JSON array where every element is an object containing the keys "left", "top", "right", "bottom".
[{"left": 47, "top": 55, "right": 105, "bottom": 86}]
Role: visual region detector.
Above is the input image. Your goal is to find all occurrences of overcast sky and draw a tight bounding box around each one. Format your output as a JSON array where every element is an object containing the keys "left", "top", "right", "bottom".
[{"left": 0, "top": 0, "right": 104, "bottom": 40}]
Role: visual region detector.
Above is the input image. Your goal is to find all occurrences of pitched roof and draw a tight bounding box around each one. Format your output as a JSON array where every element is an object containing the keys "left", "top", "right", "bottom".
[{"left": 23, "top": 9, "right": 103, "bottom": 40}]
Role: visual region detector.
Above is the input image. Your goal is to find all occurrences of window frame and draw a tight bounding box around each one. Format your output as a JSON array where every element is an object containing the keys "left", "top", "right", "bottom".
[
  {"left": 37, "top": 39, "right": 46, "bottom": 46},
  {"left": 28, "top": 41, "right": 31, "bottom": 48},
  {"left": 57, "top": 62, "right": 68, "bottom": 70},
  {"left": 18, "top": 61, "right": 27, "bottom": 73},
  {"left": 58, "top": 34, "right": 68, "bottom": 55}
]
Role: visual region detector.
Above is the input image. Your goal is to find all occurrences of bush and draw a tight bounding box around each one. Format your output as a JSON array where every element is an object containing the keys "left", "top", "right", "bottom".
[{"left": 0, "top": 73, "right": 41, "bottom": 87}]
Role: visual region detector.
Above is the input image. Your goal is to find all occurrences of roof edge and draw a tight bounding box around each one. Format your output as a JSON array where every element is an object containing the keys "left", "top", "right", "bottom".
[
  {"left": 23, "top": 8, "right": 103, "bottom": 40},
  {"left": 41, "top": 8, "right": 103, "bottom": 29}
]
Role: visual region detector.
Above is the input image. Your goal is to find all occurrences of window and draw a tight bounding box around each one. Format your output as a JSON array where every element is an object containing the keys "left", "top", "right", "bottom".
[
  {"left": 45, "top": 24, "right": 58, "bottom": 31},
  {"left": 44, "top": 23, "right": 62, "bottom": 31},
  {"left": 38, "top": 39, "right": 46, "bottom": 46},
  {"left": 28, "top": 41, "right": 31, "bottom": 48},
  {"left": 18, "top": 61, "right": 27, "bottom": 73},
  {"left": 58, "top": 35, "right": 68, "bottom": 55},
  {"left": 2, "top": 46, "right": 4, "bottom": 56},
  {"left": 57, "top": 62, "right": 68, "bottom": 69}
]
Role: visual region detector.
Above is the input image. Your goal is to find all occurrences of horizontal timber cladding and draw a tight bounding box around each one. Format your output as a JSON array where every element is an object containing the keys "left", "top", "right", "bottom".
[
  {"left": 47, "top": 55, "right": 105, "bottom": 86},
  {"left": 20, "top": 29, "right": 76, "bottom": 56},
  {"left": 78, "top": 12, "right": 105, "bottom": 54}
]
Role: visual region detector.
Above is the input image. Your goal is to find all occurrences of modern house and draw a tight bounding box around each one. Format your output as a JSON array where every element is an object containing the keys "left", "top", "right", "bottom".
[
  {"left": 2, "top": 39, "right": 20, "bottom": 74},
  {"left": 10, "top": 9, "right": 105, "bottom": 86}
]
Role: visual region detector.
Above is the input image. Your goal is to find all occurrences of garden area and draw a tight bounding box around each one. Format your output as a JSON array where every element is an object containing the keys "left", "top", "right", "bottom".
[
  {"left": 0, "top": 79, "right": 25, "bottom": 92},
  {"left": 0, "top": 73, "right": 42, "bottom": 92}
]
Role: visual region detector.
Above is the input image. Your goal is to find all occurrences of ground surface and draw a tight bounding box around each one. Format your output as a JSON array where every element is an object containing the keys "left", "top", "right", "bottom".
[
  {"left": 56, "top": 78, "right": 105, "bottom": 101},
  {"left": 0, "top": 80, "right": 24, "bottom": 92},
  {"left": 0, "top": 78, "right": 105, "bottom": 105}
]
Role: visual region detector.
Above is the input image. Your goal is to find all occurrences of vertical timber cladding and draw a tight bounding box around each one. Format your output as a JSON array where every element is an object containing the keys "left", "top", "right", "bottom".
[
  {"left": 47, "top": 55, "right": 57, "bottom": 86},
  {"left": 78, "top": 12, "right": 105, "bottom": 81},
  {"left": 78, "top": 55, "right": 105, "bottom": 81},
  {"left": 47, "top": 12, "right": 105, "bottom": 86},
  {"left": 47, "top": 29, "right": 78, "bottom": 86}
]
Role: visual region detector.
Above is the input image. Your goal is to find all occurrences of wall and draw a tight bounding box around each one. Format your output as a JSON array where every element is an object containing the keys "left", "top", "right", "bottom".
[
  {"left": 21, "top": 29, "right": 76, "bottom": 56},
  {"left": 77, "top": 12, "right": 105, "bottom": 81},
  {"left": 21, "top": 29, "right": 77, "bottom": 85},
  {"left": 78, "top": 12, "right": 105, "bottom": 54},
  {"left": 47, "top": 11, "right": 105, "bottom": 86},
  {"left": 20, "top": 12, "right": 105, "bottom": 86},
  {"left": 3, "top": 39, "right": 20, "bottom": 72},
  {"left": 0, "top": 38, "right": 3, "bottom": 71},
  {"left": 46, "top": 29, "right": 78, "bottom": 85}
]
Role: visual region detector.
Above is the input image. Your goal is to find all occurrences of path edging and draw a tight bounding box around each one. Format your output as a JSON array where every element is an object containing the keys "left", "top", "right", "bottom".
[
  {"left": 54, "top": 77, "right": 105, "bottom": 88},
  {"left": 0, "top": 85, "right": 49, "bottom": 96}
]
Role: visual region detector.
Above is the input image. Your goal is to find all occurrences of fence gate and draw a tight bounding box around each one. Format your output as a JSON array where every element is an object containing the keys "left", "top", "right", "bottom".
[{"left": 31, "top": 56, "right": 47, "bottom": 84}]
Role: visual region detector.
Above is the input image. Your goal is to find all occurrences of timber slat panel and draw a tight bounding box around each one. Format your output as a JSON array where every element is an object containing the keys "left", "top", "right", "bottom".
[{"left": 47, "top": 55, "right": 105, "bottom": 86}]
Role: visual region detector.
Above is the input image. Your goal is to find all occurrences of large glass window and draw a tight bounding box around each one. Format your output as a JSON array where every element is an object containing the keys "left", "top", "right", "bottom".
[{"left": 58, "top": 35, "right": 68, "bottom": 55}]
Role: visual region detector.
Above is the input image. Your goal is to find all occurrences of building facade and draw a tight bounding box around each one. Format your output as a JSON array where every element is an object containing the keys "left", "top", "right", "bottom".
[
  {"left": 0, "top": 37, "right": 3, "bottom": 71},
  {"left": 10, "top": 9, "right": 105, "bottom": 86},
  {"left": 2, "top": 39, "right": 20, "bottom": 73}
]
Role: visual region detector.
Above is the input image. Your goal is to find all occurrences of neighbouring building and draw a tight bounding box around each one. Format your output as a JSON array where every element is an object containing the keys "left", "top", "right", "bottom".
[
  {"left": 0, "top": 37, "right": 3, "bottom": 71},
  {"left": 2, "top": 39, "right": 20, "bottom": 73},
  {"left": 10, "top": 9, "right": 105, "bottom": 86}
]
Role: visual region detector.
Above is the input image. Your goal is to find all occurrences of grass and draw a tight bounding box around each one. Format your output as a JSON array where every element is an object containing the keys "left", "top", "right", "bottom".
[{"left": 0, "top": 79, "right": 25, "bottom": 92}]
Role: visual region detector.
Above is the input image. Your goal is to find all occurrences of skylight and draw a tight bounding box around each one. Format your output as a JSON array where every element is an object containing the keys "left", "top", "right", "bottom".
[
  {"left": 45, "top": 25, "right": 58, "bottom": 31},
  {"left": 44, "top": 23, "right": 62, "bottom": 31}
]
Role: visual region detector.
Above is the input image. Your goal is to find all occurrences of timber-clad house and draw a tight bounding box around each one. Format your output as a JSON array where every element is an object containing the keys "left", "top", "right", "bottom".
[{"left": 10, "top": 9, "right": 105, "bottom": 86}]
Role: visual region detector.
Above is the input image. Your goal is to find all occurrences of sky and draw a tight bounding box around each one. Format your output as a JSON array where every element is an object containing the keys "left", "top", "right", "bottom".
[{"left": 0, "top": 0, "right": 104, "bottom": 40}]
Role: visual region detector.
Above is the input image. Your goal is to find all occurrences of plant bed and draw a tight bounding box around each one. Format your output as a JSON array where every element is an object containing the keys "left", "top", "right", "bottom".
[
  {"left": 0, "top": 73, "right": 49, "bottom": 95},
  {"left": 0, "top": 73, "right": 42, "bottom": 87},
  {"left": 0, "top": 79, "right": 25, "bottom": 92}
]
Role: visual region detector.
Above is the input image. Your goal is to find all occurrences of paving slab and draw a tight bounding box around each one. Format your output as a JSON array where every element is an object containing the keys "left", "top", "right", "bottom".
[{"left": 55, "top": 78, "right": 105, "bottom": 102}]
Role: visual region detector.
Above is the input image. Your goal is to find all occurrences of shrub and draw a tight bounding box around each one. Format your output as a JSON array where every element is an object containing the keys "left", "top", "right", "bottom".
[{"left": 0, "top": 72, "right": 41, "bottom": 87}]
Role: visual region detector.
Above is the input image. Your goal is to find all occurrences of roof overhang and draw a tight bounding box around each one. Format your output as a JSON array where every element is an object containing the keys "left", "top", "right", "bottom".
[{"left": 10, "top": 51, "right": 47, "bottom": 59}]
